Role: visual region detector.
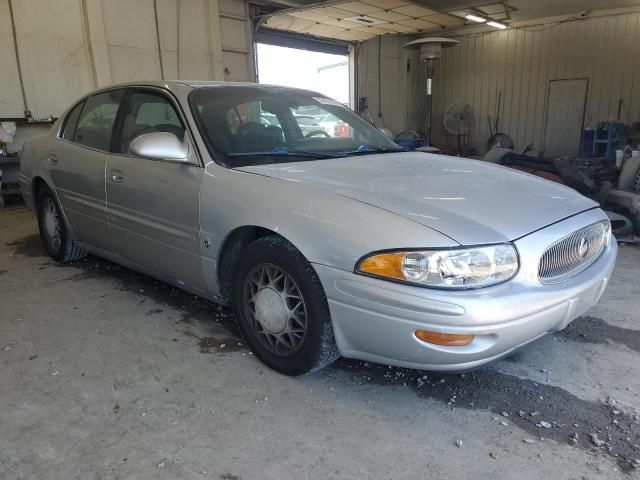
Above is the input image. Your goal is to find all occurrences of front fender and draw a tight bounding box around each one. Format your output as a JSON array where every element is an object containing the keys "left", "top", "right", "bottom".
[{"left": 199, "top": 164, "right": 459, "bottom": 296}]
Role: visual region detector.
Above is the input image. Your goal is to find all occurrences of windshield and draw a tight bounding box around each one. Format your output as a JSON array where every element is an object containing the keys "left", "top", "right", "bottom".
[{"left": 189, "top": 86, "right": 401, "bottom": 166}]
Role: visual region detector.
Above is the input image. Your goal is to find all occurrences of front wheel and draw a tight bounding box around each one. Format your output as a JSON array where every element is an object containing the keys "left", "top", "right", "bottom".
[
  {"left": 36, "top": 186, "right": 87, "bottom": 262},
  {"left": 231, "top": 236, "right": 339, "bottom": 375}
]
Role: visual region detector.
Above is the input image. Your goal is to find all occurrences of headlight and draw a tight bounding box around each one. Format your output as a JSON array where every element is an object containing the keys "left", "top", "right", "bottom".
[{"left": 356, "top": 244, "right": 519, "bottom": 289}]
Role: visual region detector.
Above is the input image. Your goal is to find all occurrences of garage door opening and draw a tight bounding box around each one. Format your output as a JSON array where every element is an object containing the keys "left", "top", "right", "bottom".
[{"left": 256, "top": 43, "right": 350, "bottom": 106}]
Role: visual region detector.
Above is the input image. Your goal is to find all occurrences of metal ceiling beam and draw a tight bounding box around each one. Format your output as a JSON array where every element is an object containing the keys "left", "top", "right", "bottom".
[
  {"left": 410, "top": 0, "right": 507, "bottom": 12},
  {"left": 252, "top": 0, "right": 461, "bottom": 26},
  {"left": 250, "top": 0, "right": 324, "bottom": 9}
]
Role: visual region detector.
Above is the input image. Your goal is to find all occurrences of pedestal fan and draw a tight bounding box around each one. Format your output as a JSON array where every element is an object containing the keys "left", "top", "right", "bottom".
[{"left": 443, "top": 102, "right": 473, "bottom": 155}]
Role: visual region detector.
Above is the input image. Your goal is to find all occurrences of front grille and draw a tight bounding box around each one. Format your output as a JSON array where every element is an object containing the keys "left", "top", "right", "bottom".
[{"left": 538, "top": 221, "right": 609, "bottom": 284}]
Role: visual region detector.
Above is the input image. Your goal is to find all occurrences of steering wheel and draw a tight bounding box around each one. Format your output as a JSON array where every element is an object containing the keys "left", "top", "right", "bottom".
[{"left": 304, "top": 129, "right": 330, "bottom": 138}]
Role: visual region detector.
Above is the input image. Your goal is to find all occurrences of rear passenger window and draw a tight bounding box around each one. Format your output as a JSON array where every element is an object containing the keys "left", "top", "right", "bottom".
[
  {"left": 74, "top": 90, "right": 125, "bottom": 151},
  {"left": 61, "top": 101, "right": 84, "bottom": 140}
]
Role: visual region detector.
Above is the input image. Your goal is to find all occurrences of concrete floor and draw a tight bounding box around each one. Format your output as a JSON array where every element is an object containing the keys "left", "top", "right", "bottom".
[{"left": 1, "top": 206, "right": 640, "bottom": 479}]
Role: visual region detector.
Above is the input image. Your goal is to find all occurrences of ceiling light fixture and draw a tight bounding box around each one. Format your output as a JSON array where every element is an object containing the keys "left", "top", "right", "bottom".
[
  {"left": 465, "top": 14, "right": 486, "bottom": 23},
  {"left": 487, "top": 21, "right": 507, "bottom": 29}
]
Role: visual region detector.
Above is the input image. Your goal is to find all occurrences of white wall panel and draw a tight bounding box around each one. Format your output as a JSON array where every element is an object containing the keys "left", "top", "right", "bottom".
[
  {"left": 219, "top": 0, "right": 254, "bottom": 81},
  {"left": 9, "top": 0, "right": 93, "bottom": 119},
  {"left": 221, "top": 17, "right": 249, "bottom": 50},
  {"left": 0, "top": 1, "right": 24, "bottom": 117},
  {"left": 99, "top": 0, "right": 162, "bottom": 82},
  {"left": 219, "top": 0, "right": 246, "bottom": 18},
  {"left": 0, "top": 0, "right": 254, "bottom": 119},
  {"left": 356, "top": 35, "right": 425, "bottom": 135}
]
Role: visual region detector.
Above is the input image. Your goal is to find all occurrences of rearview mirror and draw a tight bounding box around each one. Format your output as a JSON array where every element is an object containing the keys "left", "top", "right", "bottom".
[{"left": 130, "top": 132, "right": 189, "bottom": 161}]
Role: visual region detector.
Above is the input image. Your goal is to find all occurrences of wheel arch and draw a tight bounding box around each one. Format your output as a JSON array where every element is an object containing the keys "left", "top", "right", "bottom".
[
  {"left": 31, "top": 175, "right": 78, "bottom": 241},
  {"left": 217, "top": 225, "right": 292, "bottom": 301},
  {"left": 31, "top": 176, "right": 51, "bottom": 202}
]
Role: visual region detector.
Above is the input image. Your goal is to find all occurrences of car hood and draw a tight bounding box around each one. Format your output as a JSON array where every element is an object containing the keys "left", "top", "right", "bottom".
[{"left": 236, "top": 152, "right": 597, "bottom": 245}]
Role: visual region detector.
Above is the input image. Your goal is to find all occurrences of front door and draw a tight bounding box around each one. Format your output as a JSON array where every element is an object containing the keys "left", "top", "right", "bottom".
[
  {"left": 106, "top": 88, "right": 206, "bottom": 291},
  {"left": 544, "top": 79, "right": 588, "bottom": 157},
  {"left": 46, "top": 89, "right": 125, "bottom": 248}
]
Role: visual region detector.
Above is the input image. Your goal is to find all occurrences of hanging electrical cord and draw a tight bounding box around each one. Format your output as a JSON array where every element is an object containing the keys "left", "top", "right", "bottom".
[
  {"left": 7, "top": 0, "right": 29, "bottom": 116},
  {"left": 152, "top": 0, "right": 165, "bottom": 80}
]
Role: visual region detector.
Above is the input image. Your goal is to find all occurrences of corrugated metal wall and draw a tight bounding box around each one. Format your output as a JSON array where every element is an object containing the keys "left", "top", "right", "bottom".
[
  {"left": 432, "top": 11, "right": 640, "bottom": 154},
  {"left": 0, "top": 0, "right": 254, "bottom": 120},
  {"left": 356, "top": 35, "right": 425, "bottom": 135}
]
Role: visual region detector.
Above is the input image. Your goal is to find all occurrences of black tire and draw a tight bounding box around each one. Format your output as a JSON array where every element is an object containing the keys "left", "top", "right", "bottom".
[
  {"left": 632, "top": 167, "right": 640, "bottom": 195},
  {"left": 36, "top": 186, "right": 87, "bottom": 263},
  {"left": 231, "top": 235, "right": 339, "bottom": 375},
  {"left": 618, "top": 156, "right": 640, "bottom": 191}
]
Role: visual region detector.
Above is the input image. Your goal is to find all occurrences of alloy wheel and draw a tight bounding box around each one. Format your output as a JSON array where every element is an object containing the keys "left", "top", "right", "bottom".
[
  {"left": 243, "top": 263, "right": 307, "bottom": 355},
  {"left": 42, "top": 197, "right": 62, "bottom": 251}
]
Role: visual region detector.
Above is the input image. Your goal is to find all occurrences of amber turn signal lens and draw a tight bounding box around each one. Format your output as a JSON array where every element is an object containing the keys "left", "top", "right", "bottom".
[
  {"left": 357, "top": 252, "right": 407, "bottom": 280},
  {"left": 415, "top": 330, "right": 474, "bottom": 346}
]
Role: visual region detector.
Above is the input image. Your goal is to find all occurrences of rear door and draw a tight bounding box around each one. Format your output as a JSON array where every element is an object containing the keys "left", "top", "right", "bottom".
[
  {"left": 106, "top": 88, "right": 206, "bottom": 290},
  {"left": 46, "top": 89, "right": 125, "bottom": 248}
]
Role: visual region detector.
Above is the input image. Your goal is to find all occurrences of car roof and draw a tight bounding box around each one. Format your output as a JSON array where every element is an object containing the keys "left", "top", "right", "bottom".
[{"left": 99, "top": 80, "right": 318, "bottom": 93}]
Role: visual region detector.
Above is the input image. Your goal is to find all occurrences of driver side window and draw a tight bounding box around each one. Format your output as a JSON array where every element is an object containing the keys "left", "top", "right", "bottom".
[{"left": 118, "top": 90, "right": 185, "bottom": 155}]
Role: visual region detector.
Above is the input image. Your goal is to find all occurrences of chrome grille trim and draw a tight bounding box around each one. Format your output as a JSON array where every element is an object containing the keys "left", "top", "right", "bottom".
[{"left": 538, "top": 221, "right": 609, "bottom": 284}]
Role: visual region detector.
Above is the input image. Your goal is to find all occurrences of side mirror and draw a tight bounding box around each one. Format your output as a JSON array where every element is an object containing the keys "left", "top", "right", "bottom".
[{"left": 129, "top": 132, "right": 189, "bottom": 161}]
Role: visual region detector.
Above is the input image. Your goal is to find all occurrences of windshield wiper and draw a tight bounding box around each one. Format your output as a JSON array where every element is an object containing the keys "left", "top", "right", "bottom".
[
  {"left": 227, "top": 147, "right": 342, "bottom": 159},
  {"left": 343, "top": 145, "right": 404, "bottom": 155}
]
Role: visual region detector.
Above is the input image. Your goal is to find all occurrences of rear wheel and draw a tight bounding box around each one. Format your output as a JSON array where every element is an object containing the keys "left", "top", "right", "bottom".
[
  {"left": 36, "top": 186, "right": 87, "bottom": 262},
  {"left": 231, "top": 235, "right": 339, "bottom": 375}
]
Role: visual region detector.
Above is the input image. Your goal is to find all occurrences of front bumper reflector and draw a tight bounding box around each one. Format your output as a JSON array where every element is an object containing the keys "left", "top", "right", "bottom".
[{"left": 415, "top": 330, "right": 475, "bottom": 347}]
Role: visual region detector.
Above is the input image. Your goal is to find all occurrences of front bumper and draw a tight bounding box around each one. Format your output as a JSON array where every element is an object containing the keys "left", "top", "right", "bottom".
[{"left": 314, "top": 209, "right": 617, "bottom": 371}]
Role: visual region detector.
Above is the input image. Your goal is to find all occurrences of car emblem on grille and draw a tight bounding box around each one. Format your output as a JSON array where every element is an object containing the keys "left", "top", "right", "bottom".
[{"left": 578, "top": 236, "right": 590, "bottom": 258}]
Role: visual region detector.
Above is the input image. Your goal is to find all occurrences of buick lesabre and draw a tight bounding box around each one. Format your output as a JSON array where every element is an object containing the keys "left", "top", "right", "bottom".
[{"left": 19, "top": 81, "right": 617, "bottom": 375}]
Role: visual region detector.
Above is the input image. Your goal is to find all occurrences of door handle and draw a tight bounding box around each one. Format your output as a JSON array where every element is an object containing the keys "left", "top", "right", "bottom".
[
  {"left": 110, "top": 170, "right": 124, "bottom": 183},
  {"left": 47, "top": 153, "right": 58, "bottom": 165}
]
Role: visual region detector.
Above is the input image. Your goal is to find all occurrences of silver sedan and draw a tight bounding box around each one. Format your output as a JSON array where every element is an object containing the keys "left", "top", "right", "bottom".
[{"left": 19, "top": 81, "right": 617, "bottom": 375}]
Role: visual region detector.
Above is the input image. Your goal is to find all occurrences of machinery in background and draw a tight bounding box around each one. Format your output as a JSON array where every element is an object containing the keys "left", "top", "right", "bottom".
[
  {"left": 580, "top": 122, "right": 629, "bottom": 160},
  {"left": 394, "top": 130, "right": 425, "bottom": 150},
  {"left": 487, "top": 132, "right": 514, "bottom": 151},
  {"left": 483, "top": 146, "right": 640, "bottom": 238},
  {"left": 0, "top": 122, "right": 20, "bottom": 209}
]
